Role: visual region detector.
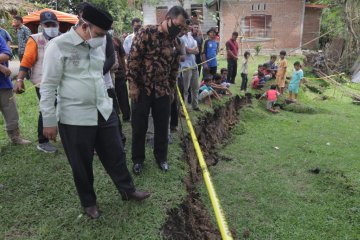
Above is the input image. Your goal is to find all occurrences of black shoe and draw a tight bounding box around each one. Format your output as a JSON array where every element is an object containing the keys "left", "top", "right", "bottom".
[
  {"left": 121, "top": 190, "right": 151, "bottom": 201},
  {"left": 193, "top": 107, "right": 201, "bottom": 112},
  {"left": 159, "top": 161, "right": 169, "bottom": 172},
  {"left": 170, "top": 126, "right": 177, "bottom": 133},
  {"left": 133, "top": 163, "right": 143, "bottom": 175},
  {"left": 84, "top": 205, "right": 101, "bottom": 219}
]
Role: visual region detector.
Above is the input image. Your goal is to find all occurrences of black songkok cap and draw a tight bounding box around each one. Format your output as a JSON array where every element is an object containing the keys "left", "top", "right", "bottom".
[{"left": 82, "top": 5, "right": 113, "bottom": 31}]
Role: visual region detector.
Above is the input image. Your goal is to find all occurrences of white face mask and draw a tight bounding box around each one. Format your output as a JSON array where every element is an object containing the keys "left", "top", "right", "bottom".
[
  {"left": 44, "top": 27, "right": 59, "bottom": 38},
  {"left": 87, "top": 27, "right": 104, "bottom": 48}
]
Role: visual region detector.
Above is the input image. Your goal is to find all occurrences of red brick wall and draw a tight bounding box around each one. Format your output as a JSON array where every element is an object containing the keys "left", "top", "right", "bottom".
[
  {"left": 302, "top": 7, "right": 322, "bottom": 50},
  {"left": 220, "top": 0, "right": 305, "bottom": 52}
]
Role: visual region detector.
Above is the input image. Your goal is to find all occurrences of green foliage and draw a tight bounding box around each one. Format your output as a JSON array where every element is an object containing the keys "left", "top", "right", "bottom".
[
  {"left": 199, "top": 68, "right": 360, "bottom": 239},
  {"left": 0, "top": 83, "right": 187, "bottom": 239},
  {"left": 254, "top": 43, "right": 262, "bottom": 56},
  {"left": 0, "top": 7, "right": 29, "bottom": 46},
  {"left": 283, "top": 102, "right": 318, "bottom": 114}
]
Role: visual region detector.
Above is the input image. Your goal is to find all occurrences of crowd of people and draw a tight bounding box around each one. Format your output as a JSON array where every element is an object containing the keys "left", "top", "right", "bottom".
[{"left": 0, "top": 4, "right": 304, "bottom": 218}]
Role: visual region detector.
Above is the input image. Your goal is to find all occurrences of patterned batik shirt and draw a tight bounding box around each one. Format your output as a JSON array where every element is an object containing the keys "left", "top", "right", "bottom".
[
  {"left": 17, "top": 25, "right": 32, "bottom": 56},
  {"left": 126, "top": 25, "right": 182, "bottom": 97}
]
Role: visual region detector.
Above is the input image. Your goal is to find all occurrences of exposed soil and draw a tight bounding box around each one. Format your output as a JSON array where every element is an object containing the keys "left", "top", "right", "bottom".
[{"left": 162, "top": 95, "right": 251, "bottom": 240}]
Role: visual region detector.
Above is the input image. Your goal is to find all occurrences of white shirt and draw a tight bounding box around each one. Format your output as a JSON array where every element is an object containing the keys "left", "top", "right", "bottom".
[
  {"left": 40, "top": 28, "right": 113, "bottom": 127},
  {"left": 180, "top": 32, "right": 198, "bottom": 69},
  {"left": 123, "top": 33, "right": 135, "bottom": 55}
]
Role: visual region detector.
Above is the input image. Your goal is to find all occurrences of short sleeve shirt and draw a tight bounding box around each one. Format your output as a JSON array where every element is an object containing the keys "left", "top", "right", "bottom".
[
  {"left": 0, "top": 28, "right": 12, "bottom": 43},
  {"left": 17, "top": 25, "right": 32, "bottom": 55},
  {"left": 0, "top": 35, "right": 13, "bottom": 89},
  {"left": 290, "top": 69, "right": 304, "bottom": 86},
  {"left": 200, "top": 85, "right": 213, "bottom": 92},
  {"left": 203, "top": 39, "right": 218, "bottom": 67}
]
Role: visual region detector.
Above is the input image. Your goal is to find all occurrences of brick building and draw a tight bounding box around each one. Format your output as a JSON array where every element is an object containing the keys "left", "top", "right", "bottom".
[
  {"left": 220, "top": 0, "right": 325, "bottom": 53},
  {"left": 142, "top": 0, "right": 218, "bottom": 37},
  {"left": 142, "top": 0, "right": 325, "bottom": 53}
]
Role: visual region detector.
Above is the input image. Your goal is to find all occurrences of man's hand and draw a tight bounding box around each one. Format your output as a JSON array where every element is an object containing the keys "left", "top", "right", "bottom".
[
  {"left": 0, "top": 65, "right": 11, "bottom": 77},
  {"left": 14, "top": 81, "right": 25, "bottom": 94},
  {"left": 129, "top": 87, "right": 140, "bottom": 102},
  {"left": 203, "top": 63, "right": 208, "bottom": 69},
  {"left": 43, "top": 127, "right": 58, "bottom": 142},
  {"left": 169, "top": 89, "right": 175, "bottom": 103}
]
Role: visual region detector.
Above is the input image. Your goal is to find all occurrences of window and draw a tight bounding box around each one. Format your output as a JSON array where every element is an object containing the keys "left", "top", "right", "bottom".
[
  {"left": 241, "top": 15, "right": 272, "bottom": 38},
  {"left": 156, "top": 6, "right": 168, "bottom": 24},
  {"left": 251, "top": 3, "right": 267, "bottom": 12},
  {"left": 191, "top": 4, "right": 203, "bottom": 24}
]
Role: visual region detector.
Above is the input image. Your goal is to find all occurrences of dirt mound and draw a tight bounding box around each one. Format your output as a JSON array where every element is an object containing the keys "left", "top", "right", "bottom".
[{"left": 162, "top": 95, "right": 250, "bottom": 239}]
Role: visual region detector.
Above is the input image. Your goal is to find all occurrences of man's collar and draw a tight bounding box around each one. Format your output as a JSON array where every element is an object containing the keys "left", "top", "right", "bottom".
[{"left": 70, "top": 27, "right": 86, "bottom": 46}]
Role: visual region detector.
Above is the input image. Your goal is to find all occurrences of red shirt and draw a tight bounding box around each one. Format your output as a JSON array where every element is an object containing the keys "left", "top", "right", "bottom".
[
  {"left": 251, "top": 77, "right": 259, "bottom": 89},
  {"left": 267, "top": 89, "right": 278, "bottom": 101},
  {"left": 225, "top": 39, "right": 239, "bottom": 60}
]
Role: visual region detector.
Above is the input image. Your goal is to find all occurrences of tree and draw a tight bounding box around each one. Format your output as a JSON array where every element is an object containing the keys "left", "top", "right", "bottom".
[{"left": 317, "top": 0, "right": 360, "bottom": 72}]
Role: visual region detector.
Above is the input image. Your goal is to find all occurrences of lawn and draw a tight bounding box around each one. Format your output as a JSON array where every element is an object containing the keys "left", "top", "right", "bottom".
[
  {"left": 200, "top": 58, "right": 360, "bottom": 239},
  {"left": 1, "top": 55, "right": 359, "bottom": 239},
  {"left": 0, "top": 82, "right": 187, "bottom": 238}
]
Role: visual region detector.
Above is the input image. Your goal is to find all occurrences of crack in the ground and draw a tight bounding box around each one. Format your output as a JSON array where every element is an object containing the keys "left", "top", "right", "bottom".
[{"left": 162, "top": 95, "right": 251, "bottom": 240}]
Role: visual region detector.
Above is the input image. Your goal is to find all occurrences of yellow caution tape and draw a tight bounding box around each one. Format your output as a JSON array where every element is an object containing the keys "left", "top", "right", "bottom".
[{"left": 176, "top": 84, "right": 233, "bottom": 240}]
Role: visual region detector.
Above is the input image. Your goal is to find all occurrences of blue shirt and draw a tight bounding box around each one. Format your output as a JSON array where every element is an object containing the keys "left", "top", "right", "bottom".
[
  {"left": 290, "top": 69, "right": 304, "bottom": 86},
  {"left": 200, "top": 85, "right": 213, "bottom": 92},
  {"left": 203, "top": 39, "right": 218, "bottom": 67},
  {"left": 0, "top": 28, "right": 12, "bottom": 43},
  {"left": 0, "top": 35, "right": 13, "bottom": 89}
]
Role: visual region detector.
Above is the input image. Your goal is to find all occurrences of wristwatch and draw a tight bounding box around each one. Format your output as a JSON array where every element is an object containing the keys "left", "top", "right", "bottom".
[{"left": 16, "top": 79, "right": 24, "bottom": 82}]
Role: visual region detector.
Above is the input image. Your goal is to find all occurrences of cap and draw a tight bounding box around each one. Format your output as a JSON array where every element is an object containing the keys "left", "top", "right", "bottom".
[
  {"left": 40, "top": 11, "right": 58, "bottom": 24},
  {"left": 207, "top": 27, "right": 217, "bottom": 35},
  {"left": 82, "top": 5, "right": 113, "bottom": 31}
]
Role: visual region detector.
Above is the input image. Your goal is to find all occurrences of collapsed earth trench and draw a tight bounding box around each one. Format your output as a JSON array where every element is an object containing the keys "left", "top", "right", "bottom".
[{"left": 162, "top": 95, "right": 251, "bottom": 240}]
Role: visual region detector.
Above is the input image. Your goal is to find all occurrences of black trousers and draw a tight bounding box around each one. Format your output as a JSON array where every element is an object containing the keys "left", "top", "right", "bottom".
[
  {"left": 58, "top": 111, "right": 135, "bottom": 208},
  {"left": 107, "top": 88, "right": 126, "bottom": 145},
  {"left": 131, "top": 90, "right": 170, "bottom": 164},
  {"left": 114, "top": 74, "right": 131, "bottom": 121},
  {"left": 240, "top": 73, "right": 248, "bottom": 91},
  {"left": 227, "top": 59, "right": 238, "bottom": 84},
  {"left": 196, "top": 57, "right": 202, "bottom": 78},
  {"left": 35, "top": 87, "right": 49, "bottom": 144},
  {"left": 170, "top": 91, "right": 178, "bottom": 128}
]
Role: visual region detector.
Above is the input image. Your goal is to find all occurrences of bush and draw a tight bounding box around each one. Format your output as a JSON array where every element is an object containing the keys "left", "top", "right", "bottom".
[{"left": 254, "top": 43, "right": 262, "bottom": 56}]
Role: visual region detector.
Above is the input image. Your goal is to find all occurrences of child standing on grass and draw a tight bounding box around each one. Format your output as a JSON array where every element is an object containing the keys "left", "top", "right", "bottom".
[
  {"left": 259, "top": 85, "right": 280, "bottom": 113},
  {"left": 240, "top": 51, "right": 250, "bottom": 92},
  {"left": 288, "top": 61, "right": 304, "bottom": 102},
  {"left": 276, "top": 50, "right": 288, "bottom": 95}
]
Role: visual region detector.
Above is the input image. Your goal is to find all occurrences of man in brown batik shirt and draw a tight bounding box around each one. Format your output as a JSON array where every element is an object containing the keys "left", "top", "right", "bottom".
[{"left": 127, "top": 6, "right": 190, "bottom": 174}]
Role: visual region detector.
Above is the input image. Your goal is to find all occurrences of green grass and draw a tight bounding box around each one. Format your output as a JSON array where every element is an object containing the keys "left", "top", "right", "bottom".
[
  {"left": 0, "top": 83, "right": 187, "bottom": 239},
  {"left": 199, "top": 59, "right": 360, "bottom": 239},
  {"left": 2, "top": 55, "right": 359, "bottom": 239}
]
